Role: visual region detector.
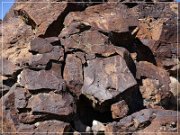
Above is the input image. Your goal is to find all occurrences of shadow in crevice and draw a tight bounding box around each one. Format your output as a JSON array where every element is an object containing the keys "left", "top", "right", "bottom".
[
  {"left": 134, "top": 38, "right": 157, "bottom": 65},
  {"left": 32, "top": 112, "right": 74, "bottom": 123},
  {"left": 76, "top": 95, "right": 113, "bottom": 127},
  {"left": 120, "top": 85, "right": 145, "bottom": 114},
  {"left": 41, "top": 1, "right": 105, "bottom": 38}
]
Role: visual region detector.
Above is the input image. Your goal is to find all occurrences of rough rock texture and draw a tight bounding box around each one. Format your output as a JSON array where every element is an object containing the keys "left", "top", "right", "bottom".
[
  {"left": 82, "top": 55, "right": 137, "bottom": 104},
  {"left": 64, "top": 54, "right": 83, "bottom": 96},
  {"left": 105, "top": 109, "right": 179, "bottom": 134},
  {"left": 111, "top": 100, "right": 129, "bottom": 119},
  {"left": 0, "top": 1, "right": 178, "bottom": 134},
  {"left": 29, "top": 37, "right": 54, "bottom": 54},
  {"left": 18, "top": 69, "right": 65, "bottom": 90},
  {"left": 28, "top": 92, "right": 75, "bottom": 117}
]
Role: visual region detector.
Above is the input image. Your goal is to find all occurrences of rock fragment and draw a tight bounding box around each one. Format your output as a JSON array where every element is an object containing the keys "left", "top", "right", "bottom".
[
  {"left": 64, "top": 54, "right": 84, "bottom": 96},
  {"left": 29, "top": 37, "right": 54, "bottom": 53},
  {"left": 82, "top": 55, "right": 137, "bottom": 104},
  {"left": 28, "top": 92, "right": 75, "bottom": 117},
  {"left": 0, "top": 58, "right": 20, "bottom": 76},
  {"left": 105, "top": 109, "right": 179, "bottom": 134},
  {"left": 34, "top": 120, "right": 72, "bottom": 134},
  {"left": 17, "top": 69, "right": 65, "bottom": 90},
  {"left": 29, "top": 46, "right": 64, "bottom": 68},
  {"left": 136, "top": 61, "right": 171, "bottom": 91},
  {"left": 140, "top": 78, "right": 172, "bottom": 109},
  {"left": 111, "top": 100, "right": 129, "bottom": 119}
]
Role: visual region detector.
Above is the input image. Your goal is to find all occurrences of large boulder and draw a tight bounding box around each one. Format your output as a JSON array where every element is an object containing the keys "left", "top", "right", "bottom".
[
  {"left": 17, "top": 69, "right": 65, "bottom": 90},
  {"left": 82, "top": 55, "right": 137, "bottom": 104},
  {"left": 105, "top": 109, "right": 179, "bottom": 134},
  {"left": 27, "top": 92, "right": 75, "bottom": 117}
]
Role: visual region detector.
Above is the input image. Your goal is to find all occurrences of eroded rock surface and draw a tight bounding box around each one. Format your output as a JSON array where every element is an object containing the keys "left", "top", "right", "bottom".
[
  {"left": 1, "top": 1, "right": 178, "bottom": 134},
  {"left": 28, "top": 92, "right": 75, "bottom": 117},
  {"left": 105, "top": 109, "right": 179, "bottom": 133},
  {"left": 17, "top": 69, "right": 65, "bottom": 90},
  {"left": 82, "top": 55, "right": 137, "bottom": 104}
]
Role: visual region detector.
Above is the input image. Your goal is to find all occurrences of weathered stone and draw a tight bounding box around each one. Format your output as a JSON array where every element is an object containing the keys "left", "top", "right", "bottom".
[
  {"left": 74, "top": 52, "right": 86, "bottom": 64},
  {"left": 0, "top": 58, "right": 20, "bottom": 76},
  {"left": 136, "top": 61, "right": 171, "bottom": 91},
  {"left": 29, "top": 37, "right": 53, "bottom": 53},
  {"left": 0, "top": 76, "right": 11, "bottom": 96},
  {"left": 169, "top": 77, "right": 180, "bottom": 109},
  {"left": 14, "top": 2, "right": 68, "bottom": 36},
  {"left": 135, "top": 4, "right": 178, "bottom": 69},
  {"left": 3, "top": 84, "right": 30, "bottom": 110},
  {"left": 29, "top": 46, "right": 64, "bottom": 68},
  {"left": 64, "top": 3, "right": 138, "bottom": 34},
  {"left": 1, "top": 1, "right": 178, "bottom": 134},
  {"left": 140, "top": 78, "right": 172, "bottom": 109},
  {"left": 61, "top": 29, "right": 114, "bottom": 54},
  {"left": 17, "top": 124, "right": 35, "bottom": 133},
  {"left": 105, "top": 109, "right": 179, "bottom": 134},
  {"left": 82, "top": 55, "right": 137, "bottom": 104},
  {"left": 1, "top": 17, "right": 34, "bottom": 68},
  {"left": 14, "top": 87, "right": 31, "bottom": 109},
  {"left": 19, "top": 113, "right": 46, "bottom": 124},
  {"left": 17, "top": 69, "right": 65, "bottom": 90},
  {"left": 111, "top": 100, "right": 129, "bottom": 119},
  {"left": 34, "top": 120, "right": 72, "bottom": 134},
  {"left": 28, "top": 92, "right": 75, "bottom": 117},
  {"left": 64, "top": 54, "right": 83, "bottom": 96}
]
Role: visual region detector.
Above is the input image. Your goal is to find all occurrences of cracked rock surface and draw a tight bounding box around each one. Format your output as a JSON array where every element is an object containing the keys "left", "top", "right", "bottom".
[{"left": 0, "top": 1, "right": 179, "bottom": 134}]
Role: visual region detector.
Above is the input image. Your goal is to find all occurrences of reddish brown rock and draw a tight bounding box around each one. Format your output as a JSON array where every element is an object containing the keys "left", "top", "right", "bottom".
[
  {"left": 64, "top": 3, "right": 138, "bottom": 34},
  {"left": 0, "top": 58, "right": 20, "bottom": 76},
  {"left": 17, "top": 69, "right": 65, "bottom": 90},
  {"left": 29, "top": 37, "right": 54, "bottom": 54},
  {"left": 111, "top": 100, "right": 129, "bottom": 119},
  {"left": 64, "top": 54, "right": 83, "bottom": 96},
  {"left": 0, "top": 77, "right": 10, "bottom": 96},
  {"left": 27, "top": 92, "right": 75, "bottom": 117},
  {"left": 140, "top": 78, "right": 173, "bottom": 109},
  {"left": 61, "top": 29, "right": 114, "bottom": 54},
  {"left": 33, "top": 120, "right": 72, "bottom": 134},
  {"left": 1, "top": 1, "right": 178, "bottom": 134},
  {"left": 18, "top": 120, "right": 73, "bottom": 134},
  {"left": 14, "top": 87, "right": 31, "bottom": 109},
  {"left": 169, "top": 77, "right": 180, "bottom": 109},
  {"left": 14, "top": 1, "right": 68, "bottom": 36},
  {"left": 29, "top": 46, "right": 64, "bottom": 68},
  {"left": 105, "top": 109, "right": 179, "bottom": 134},
  {"left": 82, "top": 55, "right": 137, "bottom": 104},
  {"left": 136, "top": 61, "right": 171, "bottom": 91},
  {"left": 0, "top": 17, "right": 34, "bottom": 68},
  {"left": 19, "top": 113, "right": 46, "bottom": 124}
]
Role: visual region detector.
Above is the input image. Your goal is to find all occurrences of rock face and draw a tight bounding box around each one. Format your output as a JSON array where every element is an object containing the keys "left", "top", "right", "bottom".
[
  {"left": 111, "top": 100, "right": 129, "bottom": 119},
  {"left": 82, "top": 55, "right": 137, "bottom": 104},
  {"left": 64, "top": 54, "right": 83, "bottom": 96},
  {"left": 28, "top": 92, "right": 74, "bottom": 117},
  {"left": 18, "top": 69, "right": 65, "bottom": 90},
  {"left": 29, "top": 37, "right": 54, "bottom": 54},
  {"left": 0, "top": 1, "right": 178, "bottom": 135},
  {"left": 0, "top": 58, "right": 20, "bottom": 76},
  {"left": 105, "top": 109, "right": 179, "bottom": 133}
]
